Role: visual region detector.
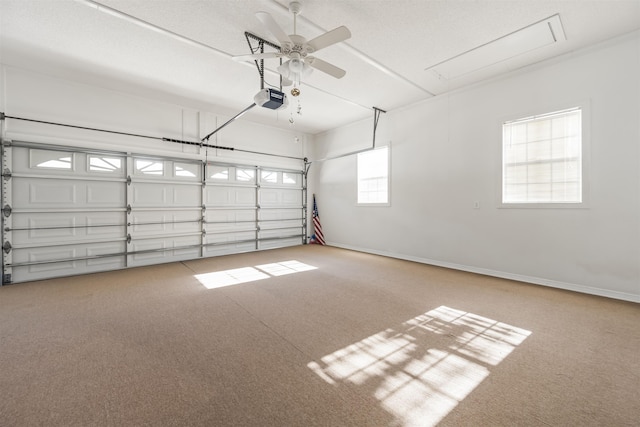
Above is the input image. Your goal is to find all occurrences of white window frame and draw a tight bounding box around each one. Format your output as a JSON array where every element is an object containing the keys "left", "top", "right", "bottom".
[
  {"left": 499, "top": 102, "right": 590, "bottom": 209},
  {"left": 357, "top": 144, "right": 391, "bottom": 206}
]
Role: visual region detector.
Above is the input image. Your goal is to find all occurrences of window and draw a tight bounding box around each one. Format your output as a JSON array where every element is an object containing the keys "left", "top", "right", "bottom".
[
  {"left": 31, "top": 149, "right": 73, "bottom": 170},
  {"left": 261, "top": 170, "right": 278, "bottom": 184},
  {"left": 210, "top": 165, "right": 229, "bottom": 180},
  {"left": 502, "top": 107, "right": 582, "bottom": 205},
  {"left": 357, "top": 145, "right": 389, "bottom": 204},
  {"left": 174, "top": 162, "right": 199, "bottom": 179},
  {"left": 236, "top": 168, "right": 255, "bottom": 182},
  {"left": 135, "top": 159, "right": 163, "bottom": 175},
  {"left": 89, "top": 156, "right": 122, "bottom": 173},
  {"left": 283, "top": 172, "right": 300, "bottom": 185}
]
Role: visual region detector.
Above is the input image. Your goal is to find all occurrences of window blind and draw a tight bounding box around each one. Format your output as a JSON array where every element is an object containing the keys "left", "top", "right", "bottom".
[
  {"left": 357, "top": 146, "right": 389, "bottom": 204},
  {"left": 503, "top": 108, "right": 582, "bottom": 203}
]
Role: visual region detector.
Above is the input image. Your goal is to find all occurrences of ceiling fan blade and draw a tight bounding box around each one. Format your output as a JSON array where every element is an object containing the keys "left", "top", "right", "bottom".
[
  {"left": 232, "top": 52, "right": 282, "bottom": 62},
  {"left": 306, "top": 57, "right": 346, "bottom": 79},
  {"left": 307, "top": 26, "right": 351, "bottom": 52},
  {"left": 255, "top": 11, "right": 292, "bottom": 46}
]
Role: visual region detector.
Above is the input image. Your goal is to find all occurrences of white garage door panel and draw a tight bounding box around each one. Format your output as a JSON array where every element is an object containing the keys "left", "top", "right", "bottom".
[
  {"left": 3, "top": 143, "right": 306, "bottom": 284},
  {"left": 87, "top": 214, "right": 127, "bottom": 236},
  {"left": 128, "top": 235, "right": 201, "bottom": 266},
  {"left": 23, "top": 247, "right": 76, "bottom": 270},
  {"left": 10, "top": 241, "right": 125, "bottom": 281},
  {"left": 205, "top": 186, "right": 256, "bottom": 206},
  {"left": 207, "top": 226, "right": 257, "bottom": 236},
  {"left": 86, "top": 242, "right": 127, "bottom": 266},
  {"left": 171, "top": 185, "right": 201, "bottom": 206},
  {"left": 260, "top": 227, "right": 301, "bottom": 239},
  {"left": 206, "top": 209, "right": 255, "bottom": 222},
  {"left": 205, "top": 209, "right": 255, "bottom": 232},
  {"left": 12, "top": 227, "right": 124, "bottom": 247},
  {"left": 205, "top": 231, "right": 255, "bottom": 244},
  {"left": 259, "top": 188, "right": 302, "bottom": 207},
  {"left": 86, "top": 181, "right": 125, "bottom": 205},
  {"left": 131, "top": 211, "right": 201, "bottom": 236},
  {"left": 259, "top": 237, "right": 302, "bottom": 250},
  {"left": 11, "top": 212, "right": 123, "bottom": 229},
  {"left": 204, "top": 241, "right": 256, "bottom": 257},
  {"left": 12, "top": 179, "right": 124, "bottom": 208},
  {"left": 259, "top": 208, "right": 301, "bottom": 221},
  {"left": 27, "top": 180, "right": 76, "bottom": 205},
  {"left": 12, "top": 242, "right": 125, "bottom": 264},
  {"left": 131, "top": 183, "right": 201, "bottom": 208},
  {"left": 11, "top": 209, "right": 123, "bottom": 249},
  {"left": 260, "top": 220, "right": 303, "bottom": 230}
]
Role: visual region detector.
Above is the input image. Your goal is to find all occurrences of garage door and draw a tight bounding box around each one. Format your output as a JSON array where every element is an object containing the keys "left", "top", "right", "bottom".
[{"left": 1, "top": 141, "right": 307, "bottom": 284}]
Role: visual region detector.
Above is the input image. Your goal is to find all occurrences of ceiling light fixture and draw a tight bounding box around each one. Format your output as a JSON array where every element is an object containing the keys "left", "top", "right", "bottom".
[{"left": 277, "top": 55, "right": 313, "bottom": 96}]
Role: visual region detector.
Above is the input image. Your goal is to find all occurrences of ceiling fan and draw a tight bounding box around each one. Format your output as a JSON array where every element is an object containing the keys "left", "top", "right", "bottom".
[{"left": 233, "top": 1, "right": 351, "bottom": 89}]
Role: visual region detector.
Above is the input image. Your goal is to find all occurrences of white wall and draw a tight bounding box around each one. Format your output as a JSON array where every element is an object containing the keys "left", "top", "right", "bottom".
[
  {"left": 0, "top": 66, "right": 308, "bottom": 171},
  {"left": 311, "top": 32, "right": 640, "bottom": 302}
]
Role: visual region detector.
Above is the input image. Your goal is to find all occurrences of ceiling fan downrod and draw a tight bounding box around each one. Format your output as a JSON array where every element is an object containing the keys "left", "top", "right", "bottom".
[{"left": 289, "top": 1, "right": 302, "bottom": 35}]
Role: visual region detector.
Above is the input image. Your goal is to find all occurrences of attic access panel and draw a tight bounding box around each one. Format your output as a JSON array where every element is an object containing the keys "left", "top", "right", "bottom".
[{"left": 426, "top": 14, "right": 566, "bottom": 81}]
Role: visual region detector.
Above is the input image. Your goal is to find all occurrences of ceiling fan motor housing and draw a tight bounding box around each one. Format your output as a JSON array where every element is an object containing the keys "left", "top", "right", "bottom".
[{"left": 289, "top": 1, "right": 302, "bottom": 16}]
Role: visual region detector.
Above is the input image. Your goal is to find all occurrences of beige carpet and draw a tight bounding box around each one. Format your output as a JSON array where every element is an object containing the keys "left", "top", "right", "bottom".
[{"left": 0, "top": 245, "right": 638, "bottom": 426}]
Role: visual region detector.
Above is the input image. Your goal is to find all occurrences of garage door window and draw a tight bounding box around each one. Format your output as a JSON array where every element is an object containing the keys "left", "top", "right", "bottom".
[
  {"left": 136, "top": 159, "right": 163, "bottom": 176},
  {"left": 236, "top": 168, "right": 256, "bottom": 182},
  {"left": 89, "top": 156, "right": 122, "bottom": 173},
  {"left": 31, "top": 149, "right": 73, "bottom": 170}
]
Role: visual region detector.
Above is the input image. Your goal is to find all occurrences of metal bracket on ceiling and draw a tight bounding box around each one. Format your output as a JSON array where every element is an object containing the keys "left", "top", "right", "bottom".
[
  {"left": 372, "top": 107, "right": 387, "bottom": 148},
  {"left": 244, "top": 32, "right": 283, "bottom": 91},
  {"left": 303, "top": 158, "right": 311, "bottom": 177}
]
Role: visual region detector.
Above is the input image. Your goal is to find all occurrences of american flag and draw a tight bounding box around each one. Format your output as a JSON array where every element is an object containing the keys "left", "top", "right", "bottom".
[{"left": 311, "top": 194, "right": 325, "bottom": 245}]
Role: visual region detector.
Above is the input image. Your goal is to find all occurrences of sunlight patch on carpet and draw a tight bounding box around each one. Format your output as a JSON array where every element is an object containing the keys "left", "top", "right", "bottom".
[
  {"left": 256, "top": 260, "right": 318, "bottom": 276},
  {"left": 195, "top": 260, "right": 317, "bottom": 289},
  {"left": 307, "top": 306, "right": 531, "bottom": 426}
]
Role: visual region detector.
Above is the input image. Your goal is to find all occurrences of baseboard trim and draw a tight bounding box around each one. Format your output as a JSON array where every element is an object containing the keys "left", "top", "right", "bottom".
[{"left": 327, "top": 242, "right": 639, "bottom": 303}]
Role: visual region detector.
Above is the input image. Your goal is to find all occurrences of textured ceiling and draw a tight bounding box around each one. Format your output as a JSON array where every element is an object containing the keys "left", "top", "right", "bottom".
[{"left": 1, "top": 0, "right": 639, "bottom": 134}]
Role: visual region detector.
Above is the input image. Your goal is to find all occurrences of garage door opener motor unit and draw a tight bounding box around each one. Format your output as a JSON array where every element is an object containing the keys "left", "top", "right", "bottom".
[{"left": 201, "top": 88, "right": 288, "bottom": 141}]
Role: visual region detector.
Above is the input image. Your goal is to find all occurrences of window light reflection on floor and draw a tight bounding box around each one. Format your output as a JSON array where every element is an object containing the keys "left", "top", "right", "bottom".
[
  {"left": 307, "top": 306, "right": 531, "bottom": 426},
  {"left": 195, "top": 260, "right": 317, "bottom": 289},
  {"left": 256, "top": 260, "right": 318, "bottom": 276}
]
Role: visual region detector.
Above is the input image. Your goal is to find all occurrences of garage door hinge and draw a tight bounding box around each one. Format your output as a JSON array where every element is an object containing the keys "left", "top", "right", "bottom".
[
  {"left": 126, "top": 175, "right": 132, "bottom": 185},
  {"left": 126, "top": 234, "right": 131, "bottom": 244},
  {"left": 127, "top": 204, "right": 132, "bottom": 214},
  {"left": 3, "top": 241, "right": 11, "bottom": 254},
  {"left": 2, "top": 168, "right": 11, "bottom": 181},
  {"left": 2, "top": 274, "right": 12, "bottom": 284},
  {"left": 2, "top": 204, "right": 11, "bottom": 217}
]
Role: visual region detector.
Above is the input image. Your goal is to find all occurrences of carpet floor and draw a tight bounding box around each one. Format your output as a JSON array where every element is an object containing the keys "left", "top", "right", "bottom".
[{"left": 0, "top": 245, "right": 638, "bottom": 426}]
